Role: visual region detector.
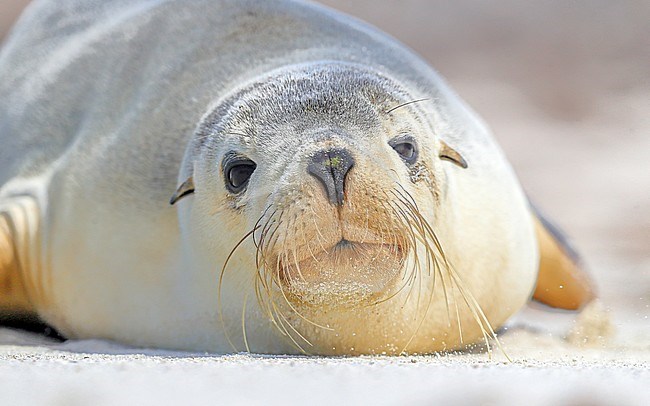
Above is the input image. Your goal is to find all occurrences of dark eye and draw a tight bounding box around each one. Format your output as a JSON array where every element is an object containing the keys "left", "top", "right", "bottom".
[
  {"left": 389, "top": 137, "right": 418, "bottom": 164},
  {"left": 224, "top": 157, "right": 256, "bottom": 193}
]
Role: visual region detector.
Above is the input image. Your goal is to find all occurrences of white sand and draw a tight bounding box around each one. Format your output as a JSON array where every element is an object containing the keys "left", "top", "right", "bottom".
[
  {"left": 0, "top": 316, "right": 648, "bottom": 406},
  {"left": 0, "top": 1, "right": 648, "bottom": 405}
]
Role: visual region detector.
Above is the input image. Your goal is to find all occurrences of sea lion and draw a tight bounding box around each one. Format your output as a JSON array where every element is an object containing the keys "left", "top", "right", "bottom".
[{"left": 0, "top": 0, "right": 594, "bottom": 355}]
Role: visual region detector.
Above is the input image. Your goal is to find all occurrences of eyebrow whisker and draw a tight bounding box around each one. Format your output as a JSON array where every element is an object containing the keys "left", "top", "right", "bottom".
[{"left": 385, "top": 98, "right": 430, "bottom": 114}]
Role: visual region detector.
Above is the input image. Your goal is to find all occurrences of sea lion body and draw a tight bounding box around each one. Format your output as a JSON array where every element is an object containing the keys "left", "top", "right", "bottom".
[{"left": 0, "top": 0, "right": 581, "bottom": 355}]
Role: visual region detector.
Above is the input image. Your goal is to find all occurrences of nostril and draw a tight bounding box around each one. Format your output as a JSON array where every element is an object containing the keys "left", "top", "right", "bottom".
[{"left": 307, "top": 148, "right": 354, "bottom": 206}]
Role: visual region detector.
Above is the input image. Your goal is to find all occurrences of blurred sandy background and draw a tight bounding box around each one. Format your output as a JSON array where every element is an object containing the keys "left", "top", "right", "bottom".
[{"left": 0, "top": 1, "right": 648, "bottom": 404}]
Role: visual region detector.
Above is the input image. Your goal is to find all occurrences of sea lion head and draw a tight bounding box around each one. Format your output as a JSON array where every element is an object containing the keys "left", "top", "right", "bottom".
[{"left": 173, "top": 62, "right": 473, "bottom": 354}]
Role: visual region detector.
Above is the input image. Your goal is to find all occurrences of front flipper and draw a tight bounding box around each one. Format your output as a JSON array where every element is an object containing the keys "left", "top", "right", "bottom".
[
  {"left": 0, "top": 197, "right": 38, "bottom": 315},
  {"left": 532, "top": 207, "right": 595, "bottom": 310}
]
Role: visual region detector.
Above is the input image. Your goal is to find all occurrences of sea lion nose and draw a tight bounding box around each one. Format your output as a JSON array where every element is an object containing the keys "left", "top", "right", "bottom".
[{"left": 307, "top": 148, "right": 355, "bottom": 206}]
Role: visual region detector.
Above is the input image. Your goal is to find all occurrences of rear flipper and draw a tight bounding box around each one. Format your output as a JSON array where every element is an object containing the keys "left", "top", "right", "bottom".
[{"left": 532, "top": 206, "right": 595, "bottom": 310}]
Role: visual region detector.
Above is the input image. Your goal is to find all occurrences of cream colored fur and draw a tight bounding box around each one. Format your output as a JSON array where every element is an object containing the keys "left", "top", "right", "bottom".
[{"left": 0, "top": 0, "right": 537, "bottom": 354}]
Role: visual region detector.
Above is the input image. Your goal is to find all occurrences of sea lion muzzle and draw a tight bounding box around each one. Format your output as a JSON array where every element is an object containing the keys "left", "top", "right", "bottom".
[{"left": 307, "top": 148, "right": 355, "bottom": 206}]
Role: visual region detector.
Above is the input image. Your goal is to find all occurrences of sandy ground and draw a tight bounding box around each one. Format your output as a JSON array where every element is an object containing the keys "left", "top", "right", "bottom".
[
  {"left": 0, "top": 329, "right": 648, "bottom": 406},
  {"left": 1, "top": 1, "right": 649, "bottom": 405}
]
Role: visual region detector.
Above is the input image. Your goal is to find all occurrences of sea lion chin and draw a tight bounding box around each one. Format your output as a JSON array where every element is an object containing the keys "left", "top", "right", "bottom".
[{"left": 279, "top": 239, "right": 405, "bottom": 307}]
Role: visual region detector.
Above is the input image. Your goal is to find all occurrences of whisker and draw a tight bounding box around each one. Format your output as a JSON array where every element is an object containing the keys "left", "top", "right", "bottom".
[
  {"left": 386, "top": 184, "right": 510, "bottom": 359},
  {"left": 387, "top": 193, "right": 434, "bottom": 353},
  {"left": 309, "top": 207, "right": 330, "bottom": 254},
  {"left": 241, "top": 291, "right": 251, "bottom": 353},
  {"left": 275, "top": 252, "right": 334, "bottom": 331},
  {"left": 218, "top": 224, "right": 261, "bottom": 352},
  {"left": 385, "top": 98, "right": 430, "bottom": 114}
]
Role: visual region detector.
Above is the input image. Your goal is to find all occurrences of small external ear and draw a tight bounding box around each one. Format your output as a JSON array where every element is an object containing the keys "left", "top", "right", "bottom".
[
  {"left": 170, "top": 177, "right": 195, "bottom": 205},
  {"left": 439, "top": 141, "right": 468, "bottom": 169}
]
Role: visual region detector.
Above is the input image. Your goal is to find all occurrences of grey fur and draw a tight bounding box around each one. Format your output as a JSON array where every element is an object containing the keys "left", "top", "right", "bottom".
[{"left": 1, "top": 0, "right": 481, "bottom": 202}]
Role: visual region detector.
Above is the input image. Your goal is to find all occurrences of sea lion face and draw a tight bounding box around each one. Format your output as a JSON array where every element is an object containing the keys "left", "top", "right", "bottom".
[{"left": 179, "top": 63, "right": 467, "bottom": 354}]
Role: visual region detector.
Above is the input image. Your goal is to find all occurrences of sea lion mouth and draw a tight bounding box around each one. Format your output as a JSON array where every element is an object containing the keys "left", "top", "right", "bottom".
[{"left": 278, "top": 239, "right": 405, "bottom": 307}]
